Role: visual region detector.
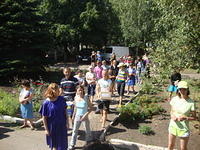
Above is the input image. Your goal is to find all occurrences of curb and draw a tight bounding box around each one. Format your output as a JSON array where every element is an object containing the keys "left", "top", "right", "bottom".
[
  {"left": 0, "top": 115, "right": 43, "bottom": 127},
  {"left": 110, "top": 139, "right": 170, "bottom": 150}
]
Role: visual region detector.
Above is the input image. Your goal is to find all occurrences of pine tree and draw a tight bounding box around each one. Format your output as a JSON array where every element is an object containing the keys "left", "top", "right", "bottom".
[{"left": 0, "top": 0, "right": 50, "bottom": 80}]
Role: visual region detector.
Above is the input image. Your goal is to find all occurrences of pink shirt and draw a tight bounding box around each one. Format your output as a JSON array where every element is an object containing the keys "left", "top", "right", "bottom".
[{"left": 93, "top": 66, "right": 103, "bottom": 79}]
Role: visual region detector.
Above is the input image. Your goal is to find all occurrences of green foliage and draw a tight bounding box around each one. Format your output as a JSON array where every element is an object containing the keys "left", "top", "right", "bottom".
[
  {"left": 0, "top": 0, "right": 51, "bottom": 80},
  {"left": 150, "top": 0, "right": 200, "bottom": 77},
  {"left": 119, "top": 95, "right": 165, "bottom": 122},
  {"left": 0, "top": 89, "right": 19, "bottom": 116},
  {"left": 109, "top": 0, "right": 158, "bottom": 47},
  {"left": 110, "top": 0, "right": 200, "bottom": 74},
  {"left": 39, "top": 0, "right": 120, "bottom": 55},
  {"left": 139, "top": 125, "right": 153, "bottom": 135},
  {"left": 140, "top": 78, "right": 162, "bottom": 94}
]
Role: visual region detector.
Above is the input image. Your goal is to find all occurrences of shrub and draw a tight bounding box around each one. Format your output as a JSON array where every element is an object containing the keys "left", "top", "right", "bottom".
[
  {"left": 119, "top": 103, "right": 141, "bottom": 122},
  {"left": 140, "top": 79, "right": 162, "bottom": 95},
  {"left": 119, "top": 95, "right": 165, "bottom": 122},
  {"left": 139, "top": 125, "right": 154, "bottom": 135},
  {"left": 0, "top": 89, "right": 19, "bottom": 116}
]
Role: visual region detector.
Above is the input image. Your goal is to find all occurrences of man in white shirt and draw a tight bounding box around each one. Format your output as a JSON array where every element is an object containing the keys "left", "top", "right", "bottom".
[{"left": 96, "top": 69, "right": 112, "bottom": 129}]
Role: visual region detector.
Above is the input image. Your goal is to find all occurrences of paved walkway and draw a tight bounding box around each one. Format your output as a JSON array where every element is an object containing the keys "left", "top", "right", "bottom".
[{"left": 0, "top": 90, "right": 138, "bottom": 150}]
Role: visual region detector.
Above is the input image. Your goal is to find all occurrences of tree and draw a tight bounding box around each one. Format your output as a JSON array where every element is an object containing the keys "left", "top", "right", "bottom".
[
  {"left": 150, "top": 0, "right": 200, "bottom": 80},
  {"left": 39, "top": 0, "right": 121, "bottom": 60},
  {"left": 109, "top": 0, "right": 158, "bottom": 47},
  {"left": 0, "top": 0, "right": 50, "bottom": 80}
]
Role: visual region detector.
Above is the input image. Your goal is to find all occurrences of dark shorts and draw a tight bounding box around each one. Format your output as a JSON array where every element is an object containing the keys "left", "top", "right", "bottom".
[
  {"left": 98, "top": 100, "right": 110, "bottom": 111},
  {"left": 87, "top": 84, "right": 96, "bottom": 96}
]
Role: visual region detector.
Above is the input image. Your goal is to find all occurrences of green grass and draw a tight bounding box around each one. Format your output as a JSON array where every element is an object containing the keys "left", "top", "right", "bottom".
[
  {"left": 0, "top": 89, "right": 19, "bottom": 116},
  {"left": 139, "top": 125, "right": 154, "bottom": 135}
]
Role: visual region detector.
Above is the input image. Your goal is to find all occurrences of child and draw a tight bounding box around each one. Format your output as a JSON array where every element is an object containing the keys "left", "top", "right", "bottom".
[
  {"left": 19, "top": 79, "right": 34, "bottom": 130},
  {"left": 74, "top": 70, "right": 85, "bottom": 86},
  {"left": 93, "top": 61, "right": 103, "bottom": 80},
  {"left": 126, "top": 63, "right": 136, "bottom": 95},
  {"left": 40, "top": 83, "right": 68, "bottom": 150},
  {"left": 168, "top": 69, "right": 182, "bottom": 100},
  {"left": 69, "top": 85, "right": 92, "bottom": 150},
  {"left": 86, "top": 66, "right": 96, "bottom": 103}
]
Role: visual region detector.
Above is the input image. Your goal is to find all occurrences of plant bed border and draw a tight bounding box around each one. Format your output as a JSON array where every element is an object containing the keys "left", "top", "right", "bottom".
[{"left": 0, "top": 115, "right": 43, "bottom": 127}]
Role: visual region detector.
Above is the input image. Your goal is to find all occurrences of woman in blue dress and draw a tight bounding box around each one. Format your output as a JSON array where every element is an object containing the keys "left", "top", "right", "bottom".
[
  {"left": 19, "top": 80, "right": 34, "bottom": 129},
  {"left": 40, "top": 83, "right": 68, "bottom": 150},
  {"left": 126, "top": 63, "right": 136, "bottom": 95}
]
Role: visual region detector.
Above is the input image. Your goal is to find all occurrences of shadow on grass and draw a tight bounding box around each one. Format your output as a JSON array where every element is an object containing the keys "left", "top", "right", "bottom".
[{"left": 0, "top": 122, "right": 20, "bottom": 128}]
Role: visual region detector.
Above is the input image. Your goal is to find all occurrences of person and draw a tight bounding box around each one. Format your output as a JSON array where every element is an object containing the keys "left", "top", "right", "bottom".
[
  {"left": 93, "top": 61, "right": 103, "bottom": 80},
  {"left": 109, "top": 60, "right": 119, "bottom": 96},
  {"left": 60, "top": 67, "right": 79, "bottom": 128},
  {"left": 116, "top": 63, "right": 127, "bottom": 107},
  {"left": 136, "top": 57, "right": 144, "bottom": 84},
  {"left": 168, "top": 81, "right": 196, "bottom": 150},
  {"left": 125, "top": 55, "right": 133, "bottom": 66},
  {"left": 96, "top": 51, "right": 102, "bottom": 61},
  {"left": 168, "top": 69, "right": 182, "bottom": 100},
  {"left": 40, "top": 83, "right": 68, "bottom": 150},
  {"left": 101, "top": 60, "right": 110, "bottom": 70},
  {"left": 83, "top": 140, "right": 114, "bottom": 150},
  {"left": 126, "top": 63, "right": 136, "bottom": 95},
  {"left": 69, "top": 85, "right": 92, "bottom": 150},
  {"left": 19, "top": 79, "right": 34, "bottom": 130},
  {"left": 74, "top": 70, "right": 85, "bottom": 86},
  {"left": 110, "top": 53, "right": 116, "bottom": 61},
  {"left": 90, "top": 51, "right": 96, "bottom": 64},
  {"left": 85, "top": 66, "right": 96, "bottom": 103},
  {"left": 96, "top": 69, "right": 112, "bottom": 129}
]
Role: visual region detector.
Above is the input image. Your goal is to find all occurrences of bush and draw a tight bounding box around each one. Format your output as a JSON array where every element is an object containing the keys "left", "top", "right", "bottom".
[
  {"left": 119, "top": 95, "right": 165, "bottom": 122},
  {"left": 140, "top": 78, "right": 162, "bottom": 95},
  {"left": 0, "top": 89, "right": 19, "bottom": 116},
  {"left": 139, "top": 125, "right": 154, "bottom": 135}
]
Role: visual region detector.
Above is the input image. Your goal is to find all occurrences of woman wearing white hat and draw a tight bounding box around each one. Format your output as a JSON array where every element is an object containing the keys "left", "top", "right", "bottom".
[{"left": 168, "top": 81, "right": 197, "bottom": 150}]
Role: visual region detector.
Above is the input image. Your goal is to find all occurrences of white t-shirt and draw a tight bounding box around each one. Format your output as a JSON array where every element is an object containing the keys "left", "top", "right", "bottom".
[
  {"left": 98, "top": 78, "right": 112, "bottom": 99},
  {"left": 74, "top": 75, "right": 85, "bottom": 85},
  {"left": 86, "top": 72, "right": 95, "bottom": 84}
]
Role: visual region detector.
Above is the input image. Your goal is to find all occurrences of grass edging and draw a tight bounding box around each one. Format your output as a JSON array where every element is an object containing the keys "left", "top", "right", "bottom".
[{"left": 0, "top": 115, "right": 43, "bottom": 127}]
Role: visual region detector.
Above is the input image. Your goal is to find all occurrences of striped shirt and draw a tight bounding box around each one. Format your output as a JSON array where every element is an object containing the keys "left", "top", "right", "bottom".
[
  {"left": 60, "top": 76, "right": 79, "bottom": 96},
  {"left": 116, "top": 69, "right": 127, "bottom": 82}
]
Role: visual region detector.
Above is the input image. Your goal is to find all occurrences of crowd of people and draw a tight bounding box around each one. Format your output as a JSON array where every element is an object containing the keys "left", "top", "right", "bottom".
[{"left": 18, "top": 51, "right": 197, "bottom": 150}]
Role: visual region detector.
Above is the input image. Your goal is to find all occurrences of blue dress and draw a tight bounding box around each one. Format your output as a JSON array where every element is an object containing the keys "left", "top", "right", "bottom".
[
  {"left": 20, "top": 88, "right": 33, "bottom": 119},
  {"left": 127, "top": 68, "right": 136, "bottom": 86},
  {"left": 40, "top": 96, "right": 68, "bottom": 150}
]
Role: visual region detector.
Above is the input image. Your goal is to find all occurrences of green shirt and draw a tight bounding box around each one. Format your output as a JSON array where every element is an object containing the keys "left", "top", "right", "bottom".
[{"left": 169, "top": 96, "right": 195, "bottom": 132}]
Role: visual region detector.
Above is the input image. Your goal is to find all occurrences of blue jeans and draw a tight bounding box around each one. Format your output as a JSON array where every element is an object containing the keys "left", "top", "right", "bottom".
[{"left": 70, "top": 116, "right": 92, "bottom": 147}]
